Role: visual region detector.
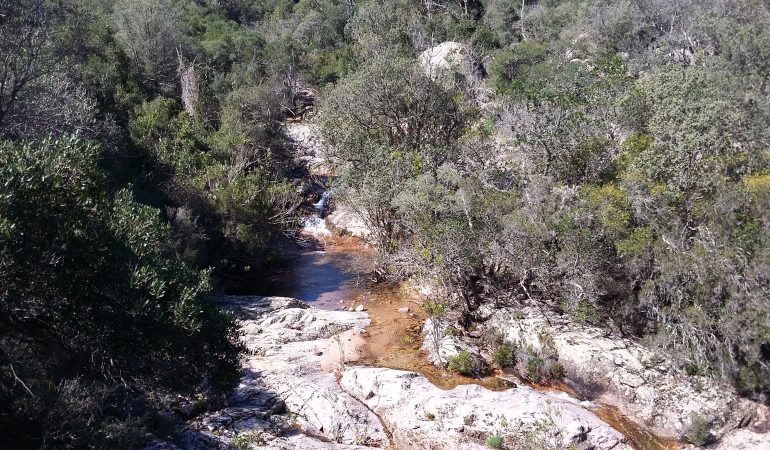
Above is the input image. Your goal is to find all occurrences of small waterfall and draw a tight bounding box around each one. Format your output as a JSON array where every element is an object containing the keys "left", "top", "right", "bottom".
[
  {"left": 303, "top": 190, "right": 333, "bottom": 236},
  {"left": 302, "top": 215, "right": 331, "bottom": 236},
  {"left": 313, "top": 190, "right": 332, "bottom": 211}
]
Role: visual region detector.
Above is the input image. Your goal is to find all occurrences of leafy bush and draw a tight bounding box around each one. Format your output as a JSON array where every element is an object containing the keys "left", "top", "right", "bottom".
[
  {"left": 485, "top": 435, "right": 503, "bottom": 449},
  {"left": 233, "top": 431, "right": 265, "bottom": 450},
  {"left": 448, "top": 351, "right": 474, "bottom": 376},
  {"left": 0, "top": 136, "right": 240, "bottom": 448},
  {"left": 685, "top": 412, "right": 712, "bottom": 446},
  {"left": 545, "top": 361, "right": 565, "bottom": 380},
  {"left": 526, "top": 356, "right": 545, "bottom": 383},
  {"left": 493, "top": 343, "right": 515, "bottom": 369}
]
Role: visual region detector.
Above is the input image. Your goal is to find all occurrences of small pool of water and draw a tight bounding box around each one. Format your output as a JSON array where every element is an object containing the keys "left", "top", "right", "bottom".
[{"left": 255, "top": 236, "right": 374, "bottom": 309}]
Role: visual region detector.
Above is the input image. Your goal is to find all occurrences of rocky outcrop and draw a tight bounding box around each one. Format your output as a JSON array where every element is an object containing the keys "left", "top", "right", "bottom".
[
  {"left": 713, "top": 428, "right": 770, "bottom": 450},
  {"left": 180, "top": 296, "right": 389, "bottom": 449},
  {"left": 287, "top": 122, "right": 331, "bottom": 175},
  {"left": 419, "top": 41, "right": 479, "bottom": 82},
  {"left": 169, "top": 296, "right": 645, "bottom": 450},
  {"left": 479, "top": 306, "right": 770, "bottom": 445},
  {"left": 341, "top": 367, "right": 630, "bottom": 450},
  {"left": 327, "top": 204, "right": 371, "bottom": 239}
]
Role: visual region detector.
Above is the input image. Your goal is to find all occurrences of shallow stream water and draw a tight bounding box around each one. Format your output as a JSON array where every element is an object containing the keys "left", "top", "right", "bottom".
[{"left": 255, "top": 232, "right": 677, "bottom": 450}]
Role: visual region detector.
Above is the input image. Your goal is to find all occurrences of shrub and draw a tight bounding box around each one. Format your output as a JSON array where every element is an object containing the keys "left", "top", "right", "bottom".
[
  {"left": 685, "top": 412, "right": 712, "bottom": 446},
  {"left": 545, "top": 361, "right": 565, "bottom": 380},
  {"left": 526, "top": 356, "right": 545, "bottom": 383},
  {"left": 448, "top": 351, "right": 474, "bottom": 375},
  {"left": 485, "top": 435, "right": 503, "bottom": 449},
  {"left": 493, "top": 343, "right": 515, "bottom": 369},
  {"left": 232, "top": 431, "right": 264, "bottom": 450},
  {"left": 0, "top": 136, "right": 241, "bottom": 447}
]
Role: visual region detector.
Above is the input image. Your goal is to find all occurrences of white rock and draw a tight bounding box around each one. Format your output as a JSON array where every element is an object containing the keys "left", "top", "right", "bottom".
[
  {"left": 286, "top": 123, "right": 332, "bottom": 175},
  {"left": 713, "top": 428, "right": 770, "bottom": 450},
  {"left": 397, "top": 307, "right": 409, "bottom": 313},
  {"left": 355, "top": 304, "right": 365, "bottom": 312},
  {"left": 482, "top": 307, "right": 768, "bottom": 441},
  {"left": 418, "top": 41, "right": 477, "bottom": 82},
  {"left": 189, "top": 296, "right": 388, "bottom": 448},
  {"left": 327, "top": 204, "right": 371, "bottom": 238},
  {"left": 340, "top": 367, "right": 629, "bottom": 450}
]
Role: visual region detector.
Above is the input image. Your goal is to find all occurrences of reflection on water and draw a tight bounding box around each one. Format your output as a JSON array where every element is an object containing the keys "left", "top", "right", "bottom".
[{"left": 257, "top": 237, "right": 374, "bottom": 309}]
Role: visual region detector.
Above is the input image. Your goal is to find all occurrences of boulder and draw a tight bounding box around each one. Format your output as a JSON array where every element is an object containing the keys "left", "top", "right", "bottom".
[
  {"left": 327, "top": 204, "right": 371, "bottom": 238},
  {"left": 418, "top": 41, "right": 479, "bottom": 82},
  {"left": 186, "top": 296, "right": 389, "bottom": 449},
  {"left": 286, "top": 123, "right": 331, "bottom": 175},
  {"left": 340, "top": 367, "right": 629, "bottom": 450},
  {"left": 481, "top": 306, "right": 769, "bottom": 444},
  {"left": 713, "top": 429, "right": 770, "bottom": 450}
]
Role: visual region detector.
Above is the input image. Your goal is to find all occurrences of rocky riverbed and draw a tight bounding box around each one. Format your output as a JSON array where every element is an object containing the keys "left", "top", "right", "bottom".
[
  {"left": 149, "top": 120, "right": 770, "bottom": 450},
  {"left": 172, "top": 294, "right": 632, "bottom": 450}
]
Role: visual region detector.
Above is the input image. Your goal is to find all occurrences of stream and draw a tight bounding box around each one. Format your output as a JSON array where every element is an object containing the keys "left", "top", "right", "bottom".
[
  {"left": 242, "top": 121, "right": 679, "bottom": 449},
  {"left": 251, "top": 225, "right": 676, "bottom": 450}
]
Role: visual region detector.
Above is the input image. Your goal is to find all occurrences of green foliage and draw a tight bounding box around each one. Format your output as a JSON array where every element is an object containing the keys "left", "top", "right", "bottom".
[
  {"left": 547, "top": 361, "right": 566, "bottom": 380},
  {"left": 493, "top": 343, "right": 515, "bottom": 369},
  {"left": 130, "top": 97, "right": 216, "bottom": 178},
  {"left": 448, "top": 351, "right": 474, "bottom": 376},
  {"left": 616, "top": 227, "right": 653, "bottom": 257},
  {"left": 232, "top": 431, "right": 265, "bottom": 450},
  {"left": 319, "top": 54, "right": 473, "bottom": 255},
  {"left": 515, "top": 344, "right": 564, "bottom": 384},
  {"left": 485, "top": 434, "right": 504, "bottom": 449},
  {"left": 685, "top": 412, "right": 712, "bottom": 446},
  {"left": 3, "top": 3, "right": 770, "bottom": 448},
  {"left": 423, "top": 300, "right": 450, "bottom": 318},
  {"left": 490, "top": 42, "right": 550, "bottom": 97},
  {"left": 526, "top": 356, "right": 545, "bottom": 383},
  {"left": 0, "top": 136, "right": 240, "bottom": 448}
]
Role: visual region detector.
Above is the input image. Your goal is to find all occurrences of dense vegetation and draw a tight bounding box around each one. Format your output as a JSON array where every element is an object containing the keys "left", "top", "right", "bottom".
[
  {"left": 1, "top": 0, "right": 769, "bottom": 447},
  {"left": 317, "top": 0, "right": 770, "bottom": 397}
]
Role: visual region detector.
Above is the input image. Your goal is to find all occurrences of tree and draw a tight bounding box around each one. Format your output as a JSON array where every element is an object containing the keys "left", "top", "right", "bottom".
[
  {"left": 0, "top": 0, "right": 52, "bottom": 128},
  {"left": 0, "top": 136, "right": 240, "bottom": 448},
  {"left": 319, "top": 55, "right": 472, "bottom": 252},
  {"left": 113, "top": 0, "right": 186, "bottom": 91}
]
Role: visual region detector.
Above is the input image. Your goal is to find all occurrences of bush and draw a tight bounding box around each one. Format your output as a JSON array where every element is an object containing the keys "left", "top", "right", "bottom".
[
  {"left": 448, "top": 351, "right": 474, "bottom": 376},
  {"left": 0, "top": 136, "right": 241, "bottom": 448},
  {"left": 233, "top": 431, "right": 265, "bottom": 450},
  {"left": 515, "top": 345, "right": 565, "bottom": 384},
  {"left": 493, "top": 343, "right": 515, "bottom": 369},
  {"left": 526, "top": 356, "right": 545, "bottom": 383},
  {"left": 685, "top": 412, "right": 712, "bottom": 446},
  {"left": 545, "top": 361, "right": 565, "bottom": 380},
  {"left": 485, "top": 435, "right": 503, "bottom": 449}
]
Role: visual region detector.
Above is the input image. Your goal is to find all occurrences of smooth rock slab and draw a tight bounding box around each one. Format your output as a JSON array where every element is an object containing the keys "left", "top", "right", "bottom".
[
  {"left": 340, "top": 367, "right": 630, "bottom": 450},
  {"left": 184, "top": 296, "right": 389, "bottom": 449},
  {"left": 483, "top": 307, "right": 769, "bottom": 443}
]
